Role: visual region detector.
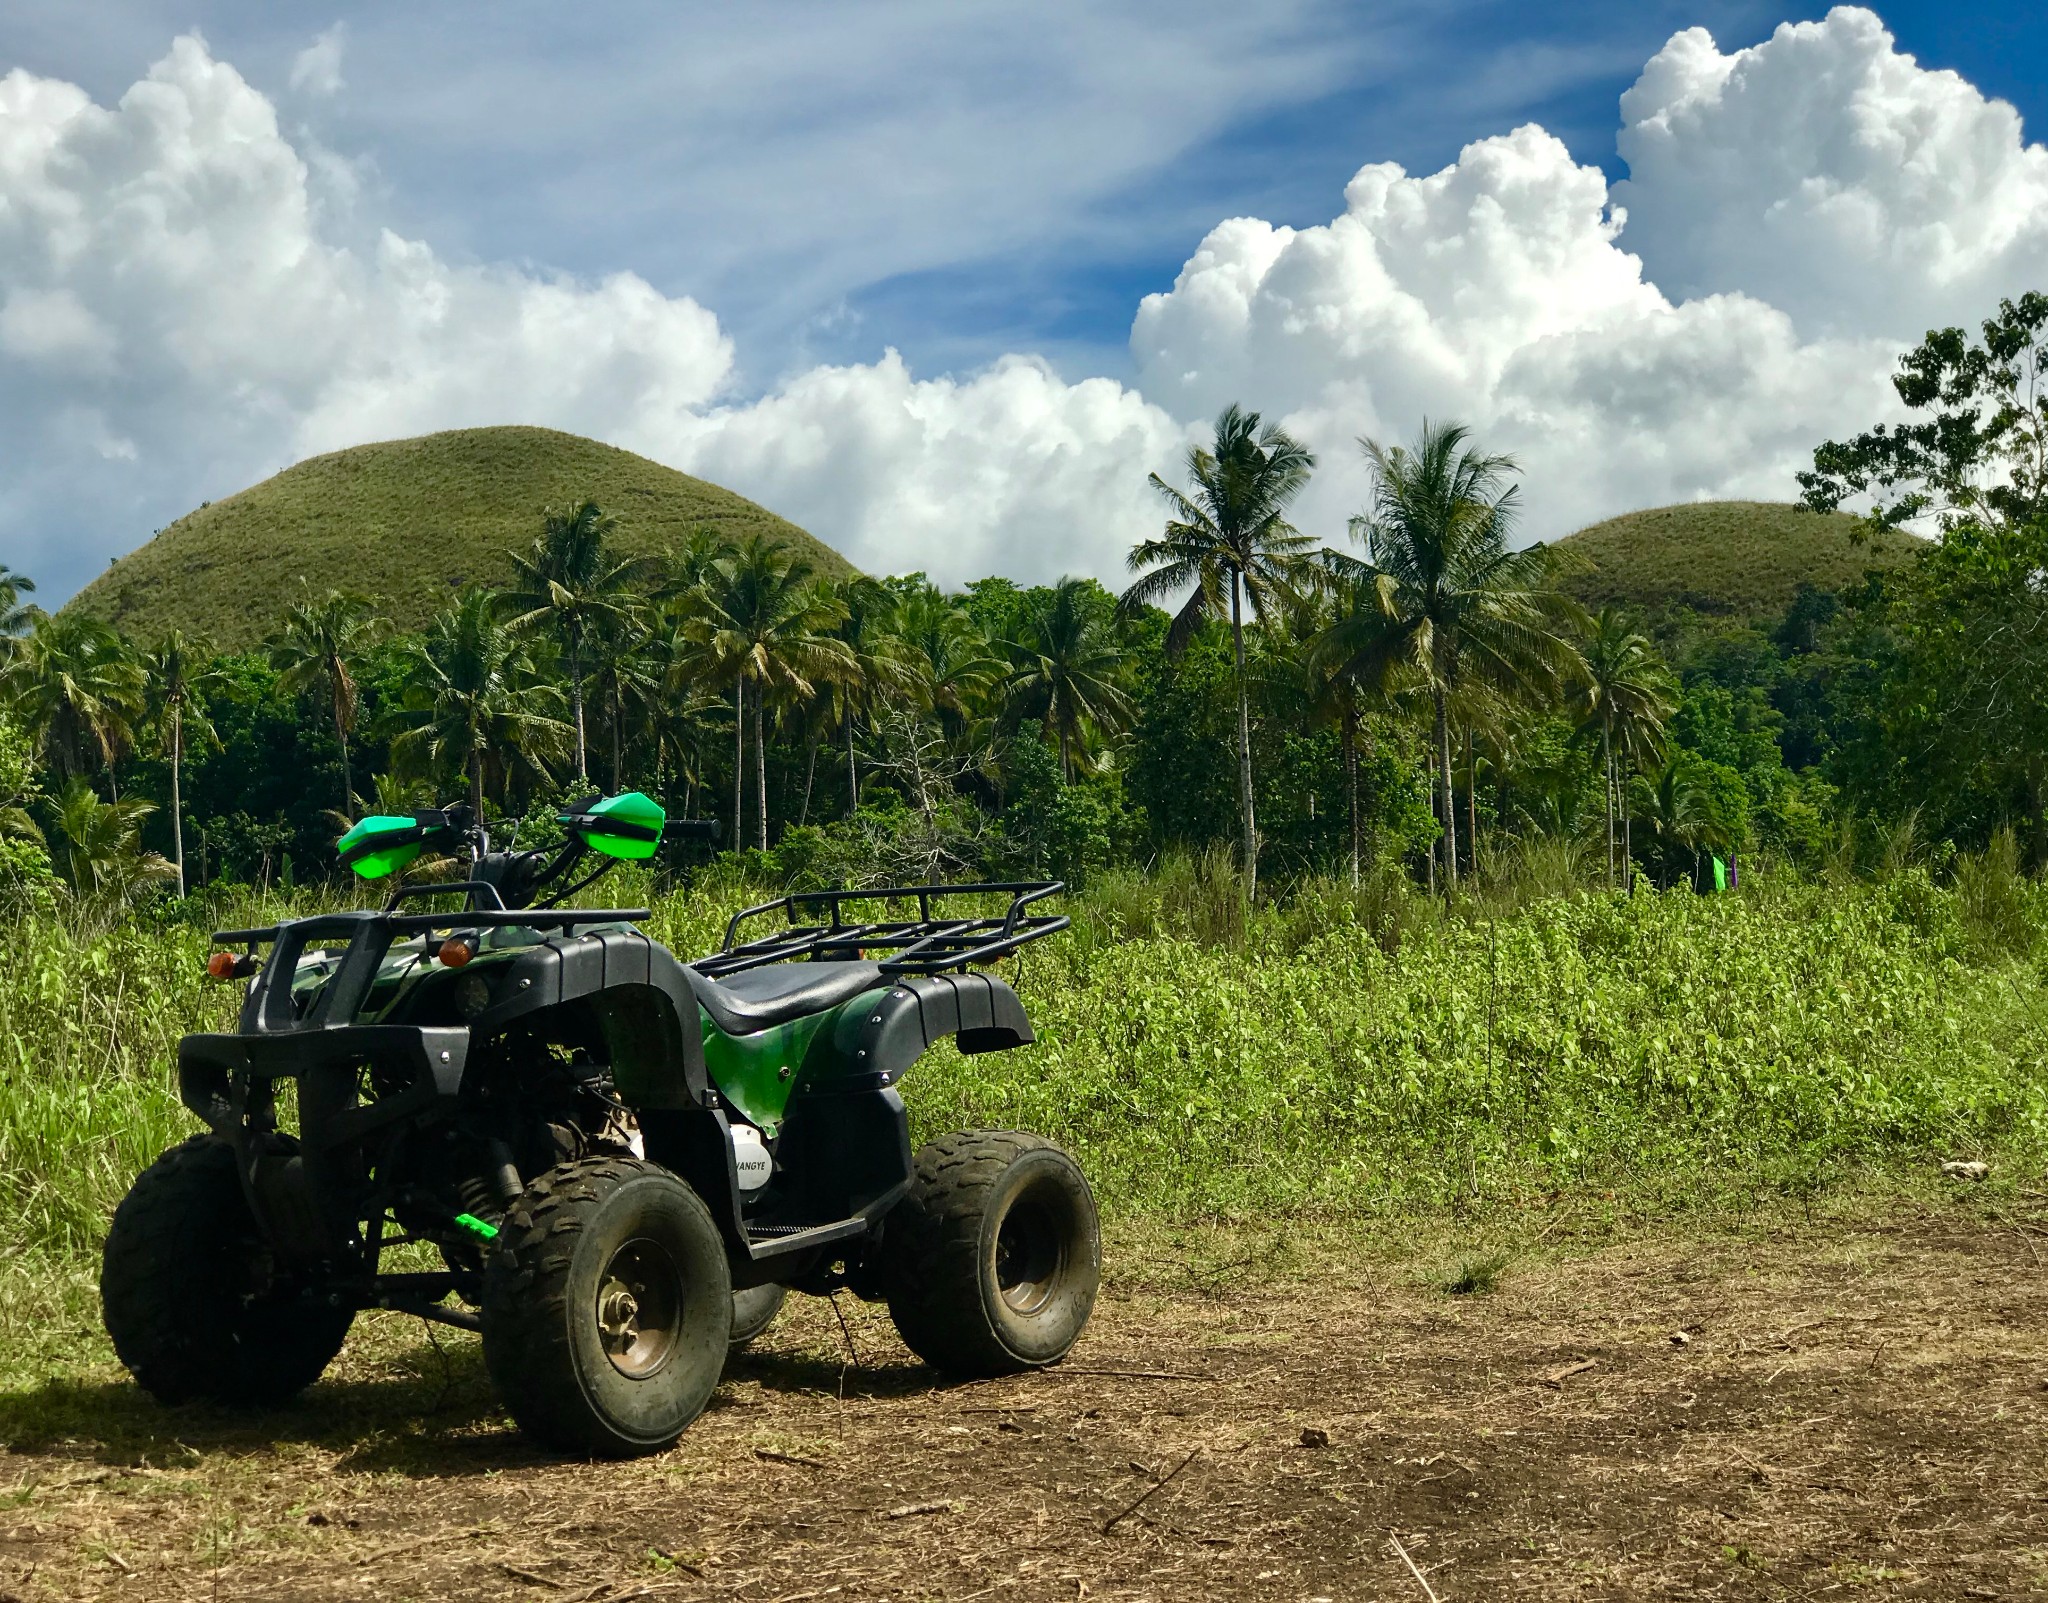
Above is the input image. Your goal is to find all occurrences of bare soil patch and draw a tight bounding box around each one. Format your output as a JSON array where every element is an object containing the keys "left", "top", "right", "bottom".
[{"left": 3, "top": 1208, "right": 2045, "bottom": 1601}]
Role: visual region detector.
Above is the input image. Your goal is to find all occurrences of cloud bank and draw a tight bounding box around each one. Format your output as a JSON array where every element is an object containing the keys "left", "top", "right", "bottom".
[{"left": 2, "top": 8, "right": 2044, "bottom": 604}]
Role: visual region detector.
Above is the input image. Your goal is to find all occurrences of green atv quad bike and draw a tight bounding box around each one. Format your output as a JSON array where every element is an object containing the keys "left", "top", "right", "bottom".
[{"left": 100, "top": 792, "right": 1098, "bottom": 1457}]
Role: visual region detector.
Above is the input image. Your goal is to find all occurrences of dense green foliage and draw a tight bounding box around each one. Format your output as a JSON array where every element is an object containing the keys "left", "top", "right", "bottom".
[
  {"left": 64, "top": 426, "right": 844, "bottom": 649},
  {"left": 2, "top": 864, "right": 2042, "bottom": 1261}
]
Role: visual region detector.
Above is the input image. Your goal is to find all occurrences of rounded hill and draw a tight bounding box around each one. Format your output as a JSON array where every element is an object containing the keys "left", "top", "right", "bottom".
[
  {"left": 65, "top": 426, "right": 849, "bottom": 650},
  {"left": 1552, "top": 501, "right": 1925, "bottom": 626}
]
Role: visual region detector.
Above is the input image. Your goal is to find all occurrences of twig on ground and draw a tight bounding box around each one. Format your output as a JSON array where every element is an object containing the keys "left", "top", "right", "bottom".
[
  {"left": 753, "top": 1447, "right": 827, "bottom": 1471},
  {"left": 1539, "top": 1358, "right": 1598, "bottom": 1388},
  {"left": 498, "top": 1561, "right": 573, "bottom": 1589},
  {"left": 882, "top": 1501, "right": 955, "bottom": 1520},
  {"left": 353, "top": 1526, "right": 492, "bottom": 1566},
  {"left": 1388, "top": 1531, "right": 1440, "bottom": 1602},
  {"left": 1101, "top": 1446, "right": 1202, "bottom": 1534}
]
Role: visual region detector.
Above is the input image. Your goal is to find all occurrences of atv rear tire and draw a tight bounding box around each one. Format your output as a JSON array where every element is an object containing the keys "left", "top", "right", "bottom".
[
  {"left": 880, "top": 1131, "right": 1099, "bottom": 1377},
  {"left": 101, "top": 1135, "right": 353, "bottom": 1406},
  {"left": 482, "top": 1156, "right": 731, "bottom": 1457},
  {"left": 729, "top": 1283, "right": 787, "bottom": 1351}
]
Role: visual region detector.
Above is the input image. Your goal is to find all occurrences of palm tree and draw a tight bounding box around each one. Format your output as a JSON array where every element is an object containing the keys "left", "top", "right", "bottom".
[
  {"left": 504, "top": 500, "right": 651, "bottom": 784},
  {"left": 1339, "top": 420, "right": 1583, "bottom": 891},
  {"left": 1569, "top": 607, "right": 1674, "bottom": 889},
  {"left": 0, "top": 564, "right": 36, "bottom": 639},
  {"left": 1307, "top": 557, "right": 1414, "bottom": 885},
  {"left": 140, "top": 632, "right": 222, "bottom": 898},
  {"left": 581, "top": 604, "right": 659, "bottom": 791},
  {"left": 888, "top": 586, "right": 1002, "bottom": 733},
  {"left": 1, "top": 611, "right": 145, "bottom": 785},
  {"left": 818, "top": 575, "right": 907, "bottom": 817},
  {"left": 393, "top": 591, "right": 573, "bottom": 818},
  {"left": 1000, "top": 578, "right": 1133, "bottom": 780},
  {"left": 684, "top": 536, "right": 854, "bottom": 850},
  {"left": 272, "top": 590, "right": 381, "bottom": 820},
  {"left": 52, "top": 778, "right": 176, "bottom": 904},
  {"left": 1632, "top": 751, "right": 1723, "bottom": 889},
  {"left": 1121, "top": 403, "right": 1316, "bottom": 896}
]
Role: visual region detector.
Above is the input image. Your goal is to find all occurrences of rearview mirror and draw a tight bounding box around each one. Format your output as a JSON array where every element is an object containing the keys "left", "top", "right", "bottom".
[{"left": 560, "top": 791, "right": 665, "bottom": 861}]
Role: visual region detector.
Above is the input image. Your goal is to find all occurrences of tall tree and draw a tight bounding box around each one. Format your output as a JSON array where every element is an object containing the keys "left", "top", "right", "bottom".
[
  {"left": 1122, "top": 403, "right": 1316, "bottom": 897},
  {"left": 52, "top": 778, "right": 176, "bottom": 905},
  {"left": 1339, "top": 420, "right": 1583, "bottom": 891},
  {"left": 393, "top": 591, "right": 572, "bottom": 818},
  {"left": 1568, "top": 607, "right": 1674, "bottom": 889},
  {"left": 504, "top": 500, "right": 651, "bottom": 784},
  {"left": 140, "top": 632, "right": 222, "bottom": 898},
  {"left": 272, "top": 590, "right": 380, "bottom": 820},
  {"left": 1307, "top": 557, "right": 1412, "bottom": 886},
  {"left": 819, "top": 575, "right": 906, "bottom": 817},
  {"left": 999, "top": 577, "right": 1133, "bottom": 780},
  {"left": 0, "top": 564, "right": 36, "bottom": 640},
  {"left": 0, "top": 611, "right": 145, "bottom": 785},
  {"left": 684, "top": 536, "right": 854, "bottom": 850}
]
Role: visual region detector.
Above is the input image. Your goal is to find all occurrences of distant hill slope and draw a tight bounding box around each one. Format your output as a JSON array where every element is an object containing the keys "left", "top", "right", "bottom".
[
  {"left": 66, "top": 426, "right": 849, "bottom": 650},
  {"left": 1553, "top": 501, "right": 1925, "bottom": 626}
]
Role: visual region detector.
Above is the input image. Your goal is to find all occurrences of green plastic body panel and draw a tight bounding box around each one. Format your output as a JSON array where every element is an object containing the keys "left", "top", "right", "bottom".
[{"left": 700, "top": 987, "right": 887, "bottom": 1134}]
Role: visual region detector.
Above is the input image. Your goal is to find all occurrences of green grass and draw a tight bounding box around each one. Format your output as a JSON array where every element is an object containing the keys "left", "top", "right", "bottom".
[
  {"left": 63, "top": 426, "right": 851, "bottom": 649},
  {"left": 1554, "top": 500, "right": 1926, "bottom": 625}
]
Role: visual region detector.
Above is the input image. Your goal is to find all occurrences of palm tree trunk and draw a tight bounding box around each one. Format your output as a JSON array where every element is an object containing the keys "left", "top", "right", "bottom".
[
  {"left": 800, "top": 735, "right": 818, "bottom": 826},
  {"left": 753, "top": 692, "right": 769, "bottom": 852},
  {"left": 1230, "top": 572, "right": 1257, "bottom": 899},
  {"left": 1434, "top": 688, "right": 1457, "bottom": 891},
  {"left": 845, "top": 708, "right": 859, "bottom": 817},
  {"left": 570, "top": 639, "right": 587, "bottom": 784},
  {"left": 1465, "top": 727, "right": 1477, "bottom": 877},
  {"left": 610, "top": 688, "right": 623, "bottom": 791},
  {"left": 732, "top": 678, "right": 746, "bottom": 852},
  {"left": 1604, "top": 722, "right": 1615, "bottom": 890},
  {"left": 1361, "top": 721, "right": 1379, "bottom": 880},
  {"left": 470, "top": 748, "right": 485, "bottom": 822},
  {"left": 169, "top": 706, "right": 185, "bottom": 899},
  {"left": 332, "top": 696, "right": 353, "bottom": 821},
  {"left": 1342, "top": 704, "right": 1359, "bottom": 889},
  {"left": 1425, "top": 743, "right": 1437, "bottom": 897}
]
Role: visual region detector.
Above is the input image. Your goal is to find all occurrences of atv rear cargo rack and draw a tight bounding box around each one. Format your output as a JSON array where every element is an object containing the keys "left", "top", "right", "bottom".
[{"left": 701, "top": 880, "right": 1066, "bottom": 977}]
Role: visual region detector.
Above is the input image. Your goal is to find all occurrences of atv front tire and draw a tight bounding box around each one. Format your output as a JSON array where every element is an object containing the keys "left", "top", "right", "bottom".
[
  {"left": 482, "top": 1156, "right": 732, "bottom": 1457},
  {"left": 880, "top": 1131, "right": 1099, "bottom": 1377},
  {"left": 101, "top": 1135, "right": 353, "bottom": 1406}
]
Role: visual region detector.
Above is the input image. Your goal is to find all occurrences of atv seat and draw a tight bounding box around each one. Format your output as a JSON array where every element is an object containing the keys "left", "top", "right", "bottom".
[{"left": 683, "top": 960, "right": 884, "bottom": 1036}]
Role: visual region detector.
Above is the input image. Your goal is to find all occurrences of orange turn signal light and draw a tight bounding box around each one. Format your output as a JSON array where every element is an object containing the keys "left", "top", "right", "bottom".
[
  {"left": 438, "top": 938, "right": 474, "bottom": 968},
  {"left": 205, "top": 950, "right": 255, "bottom": 981}
]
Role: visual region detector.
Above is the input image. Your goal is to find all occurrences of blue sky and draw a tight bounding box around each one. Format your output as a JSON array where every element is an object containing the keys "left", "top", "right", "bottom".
[{"left": 2, "top": 2, "right": 2044, "bottom": 600}]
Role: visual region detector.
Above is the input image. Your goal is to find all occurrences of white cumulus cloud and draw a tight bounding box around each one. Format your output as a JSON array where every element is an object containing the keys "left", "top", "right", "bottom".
[
  {"left": 2, "top": 8, "right": 2045, "bottom": 606},
  {"left": 289, "top": 24, "right": 347, "bottom": 99}
]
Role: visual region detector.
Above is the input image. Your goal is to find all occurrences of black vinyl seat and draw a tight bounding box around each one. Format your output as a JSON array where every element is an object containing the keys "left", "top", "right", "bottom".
[{"left": 684, "top": 960, "right": 885, "bottom": 1036}]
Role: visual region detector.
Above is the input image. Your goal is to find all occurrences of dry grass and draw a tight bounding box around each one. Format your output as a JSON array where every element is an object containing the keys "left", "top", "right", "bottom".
[
  {"left": 63, "top": 425, "right": 848, "bottom": 648},
  {"left": 4, "top": 1194, "right": 2045, "bottom": 1601},
  {"left": 1555, "top": 500, "right": 1924, "bottom": 624}
]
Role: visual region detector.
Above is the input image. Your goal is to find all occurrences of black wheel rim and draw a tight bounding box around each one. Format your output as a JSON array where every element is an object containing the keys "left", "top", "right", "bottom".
[
  {"left": 994, "top": 1196, "right": 1065, "bottom": 1315},
  {"left": 595, "top": 1238, "right": 683, "bottom": 1378}
]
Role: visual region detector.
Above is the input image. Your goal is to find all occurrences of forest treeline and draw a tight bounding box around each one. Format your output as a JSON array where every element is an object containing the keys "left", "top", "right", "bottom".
[{"left": 0, "top": 292, "right": 2044, "bottom": 908}]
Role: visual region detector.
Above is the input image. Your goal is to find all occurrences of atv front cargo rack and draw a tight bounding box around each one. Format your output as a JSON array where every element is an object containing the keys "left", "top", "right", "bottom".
[{"left": 701, "top": 881, "right": 1066, "bottom": 977}]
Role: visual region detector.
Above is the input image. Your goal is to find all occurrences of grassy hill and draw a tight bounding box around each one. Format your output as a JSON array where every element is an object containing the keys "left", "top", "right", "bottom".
[
  {"left": 66, "top": 426, "right": 849, "bottom": 650},
  {"left": 1553, "top": 501, "right": 1925, "bottom": 626}
]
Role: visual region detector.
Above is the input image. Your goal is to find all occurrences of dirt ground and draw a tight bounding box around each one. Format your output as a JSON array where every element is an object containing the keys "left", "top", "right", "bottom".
[{"left": 3, "top": 1205, "right": 2046, "bottom": 1602}]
